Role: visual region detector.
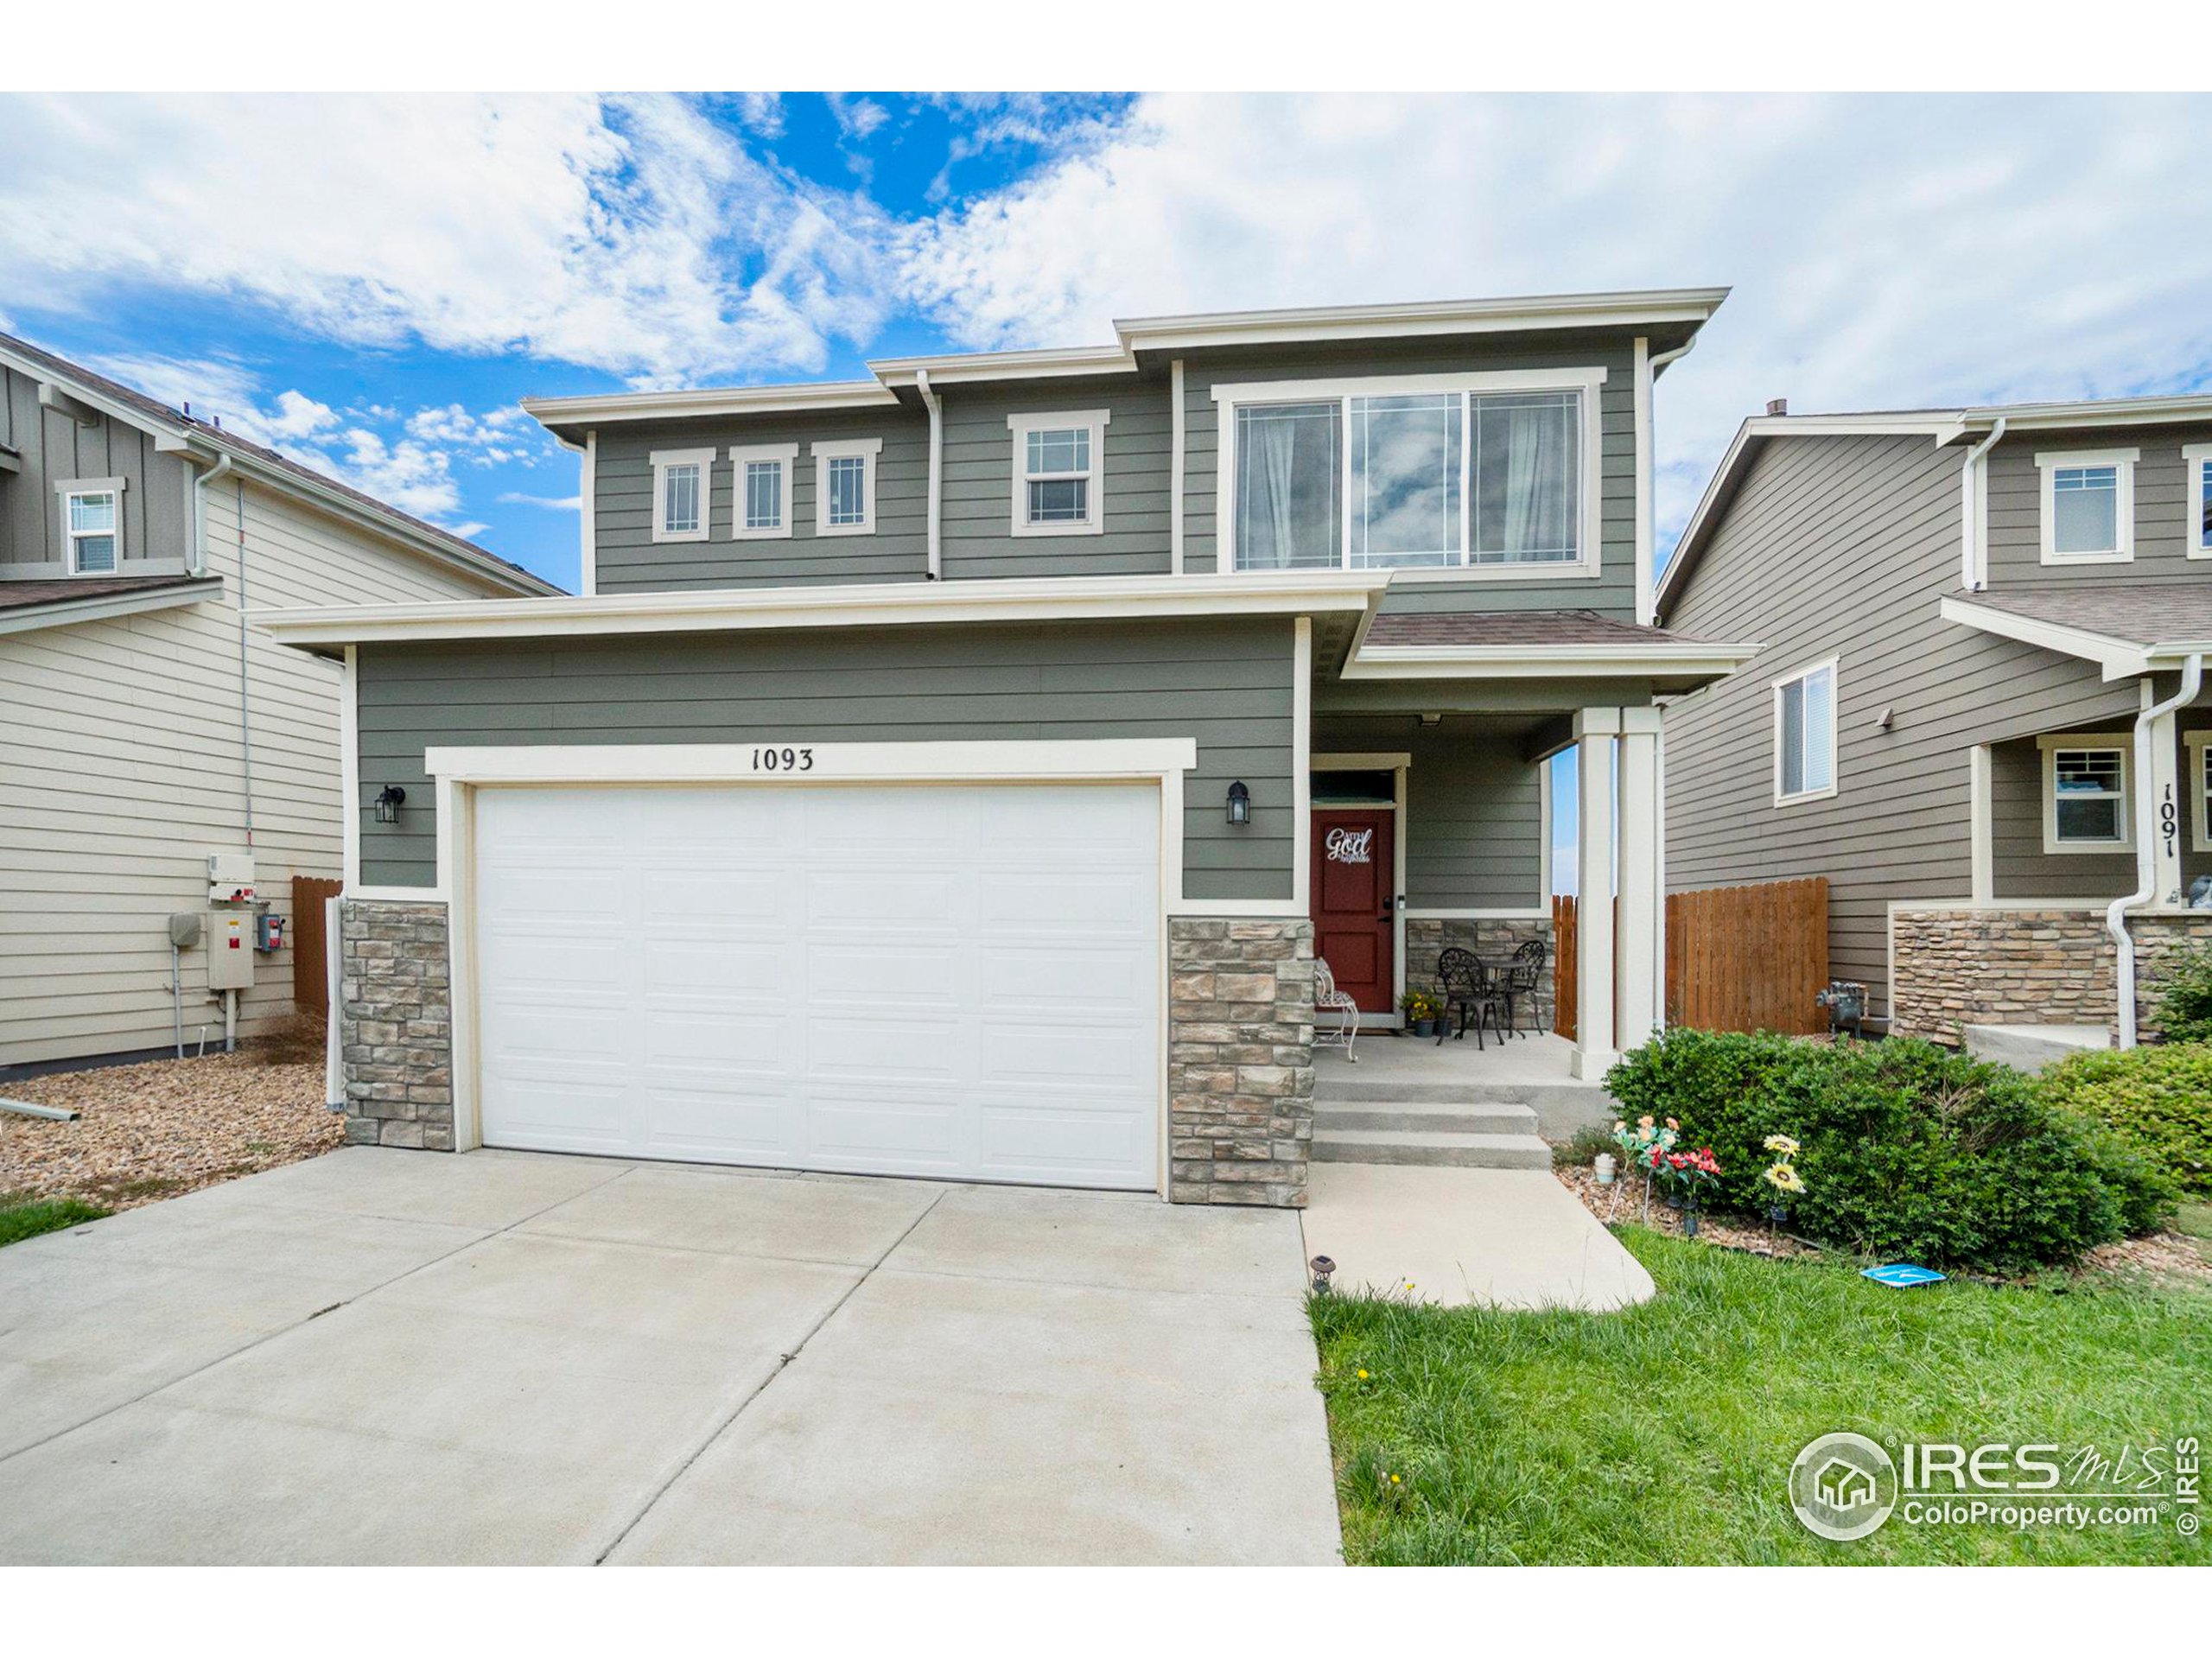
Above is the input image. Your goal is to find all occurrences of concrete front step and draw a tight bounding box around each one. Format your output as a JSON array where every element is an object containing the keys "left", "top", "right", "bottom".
[
  {"left": 1312, "top": 1128, "right": 1555, "bottom": 1171},
  {"left": 1313, "top": 1100, "right": 1540, "bottom": 1136}
]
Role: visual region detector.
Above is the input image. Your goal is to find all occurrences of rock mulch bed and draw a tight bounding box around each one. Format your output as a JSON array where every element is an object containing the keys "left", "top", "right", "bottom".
[
  {"left": 1554, "top": 1161, "right": 2212, "bottom": 1287},
  {"left": 0, "top": 1053, "right": 340, "bottom": 1211}
]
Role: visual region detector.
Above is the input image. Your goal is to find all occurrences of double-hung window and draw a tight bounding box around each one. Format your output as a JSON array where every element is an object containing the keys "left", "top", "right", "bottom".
[
  {"left": 1008, "top": 410, "right": 1107, "bottom": 536},
  {"left": 2037, "top": 448, "right": 2136, "bottom": 563},
  {"left": 812, "top": 438, "right": 880, "bottom": 536},
  {"left": 649, "top": 448, "right": 714, "bottom": 543},
  {"left": 1773, "top": 659, "right": 1837, "bottom": 805},
  {"left": 1220, "top": 371, "right": 1600, "bottom": 575},
  {"left": 2185, "top": 444, "right": 2212, "bottom": 560},
  {"left": 2040, "top": 734, "right": 2131, "bottom": 851},
  {"left": 2188, "top": 733, "right": 2212, "bottom": 854},
  {"left": 58, "top": 479, "right": 124, "bottom": 574},
  {"left": 728, "top": 443, "right": 798, "bottom": 540}
]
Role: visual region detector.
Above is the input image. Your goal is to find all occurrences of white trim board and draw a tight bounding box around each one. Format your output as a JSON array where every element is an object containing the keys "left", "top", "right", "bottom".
[{"left": 0, "top": 575, "right": 222, "bottom": 639}]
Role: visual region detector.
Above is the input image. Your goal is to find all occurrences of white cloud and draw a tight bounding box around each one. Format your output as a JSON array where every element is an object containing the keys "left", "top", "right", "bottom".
[
  {"left": 0, "top": 92, "right": 892, "bottom": 384},
  {"left": 499, "top": 491, "right": 582, "bottom": 512},
  {"left": 312, "top": 428, "right": 464, "bottom": 519},
  {"left": 900, "top": 93, "right": 2212, "bottom": 541}
]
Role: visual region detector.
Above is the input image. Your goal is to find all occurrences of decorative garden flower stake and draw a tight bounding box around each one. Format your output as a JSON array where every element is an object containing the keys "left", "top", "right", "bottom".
[
  {"left": 1611, "top": 1115, "right": 1679, "bottom": 1224},
  {"left": 1761, "top": 1133, "right": 1805, "bottom": 1233},
  {"left": 1661, "top": 1146, "right": 1722, "bottom": 1236}
]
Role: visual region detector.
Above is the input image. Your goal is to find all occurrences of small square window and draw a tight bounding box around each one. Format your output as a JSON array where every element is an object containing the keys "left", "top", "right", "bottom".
[
  {"left": 2037, "top": 448, "right": 2135, "bottom": 563},
  {"left": 1009, "top": 411, "right": 1107, "bottom": 536}
]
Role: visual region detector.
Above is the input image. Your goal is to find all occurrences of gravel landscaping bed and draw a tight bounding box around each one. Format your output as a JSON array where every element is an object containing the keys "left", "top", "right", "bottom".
[{"left": 0, "top": 1054, "right": 340, "bottom": 1211}]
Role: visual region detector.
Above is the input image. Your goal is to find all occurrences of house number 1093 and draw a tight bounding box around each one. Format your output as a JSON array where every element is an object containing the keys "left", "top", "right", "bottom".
[{"left": 751, "top": 747, "right": 815, "bottom": 772}]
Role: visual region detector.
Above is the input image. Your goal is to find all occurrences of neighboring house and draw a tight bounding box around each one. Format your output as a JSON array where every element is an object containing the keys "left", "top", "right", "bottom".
[
  {"left": 0, "top": 332, "right": 560, "bottom": 1076},
  {"left": 1659, "top": 395, "right": 2212, "bottom": 1051},
  {"left": 263, "top": 289, "right": 1758, "bottom": 1205}
]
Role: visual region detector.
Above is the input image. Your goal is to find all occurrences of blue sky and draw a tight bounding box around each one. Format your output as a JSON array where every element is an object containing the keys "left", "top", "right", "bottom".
[{"left": 6, "top": 92, "right": 2211, "bottom": 887}]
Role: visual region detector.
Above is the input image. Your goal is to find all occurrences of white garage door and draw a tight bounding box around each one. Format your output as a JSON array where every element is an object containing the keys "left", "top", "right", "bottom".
[{"left": 471, "top": 783, "right": 1162, "bottom": 1190}]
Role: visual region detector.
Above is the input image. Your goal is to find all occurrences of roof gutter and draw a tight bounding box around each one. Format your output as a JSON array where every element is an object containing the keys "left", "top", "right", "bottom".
[
  {"left": 2108, "top": 652, "right": 2204, "bottom": 1049},
  {"left": 916, "top": 368, "right": 944, "bottom": 580},
  {"left": 1957, "top": 416, "right": 2006, "bottom": 592}
]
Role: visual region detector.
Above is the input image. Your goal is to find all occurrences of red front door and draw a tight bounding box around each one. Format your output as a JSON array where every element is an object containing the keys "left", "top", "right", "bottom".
[{"left": 1310, "top": 808, "right": 1395, "bottom": 1014}]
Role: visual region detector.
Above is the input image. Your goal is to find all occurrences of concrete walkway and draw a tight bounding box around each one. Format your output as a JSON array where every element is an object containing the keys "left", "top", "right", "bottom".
[
  {"left": 0, "top": 1148, "right": 1341, "bottom": 1565},
  {"left": 1300, "top": 1163, "right": 1656, "bottom": 1312}
]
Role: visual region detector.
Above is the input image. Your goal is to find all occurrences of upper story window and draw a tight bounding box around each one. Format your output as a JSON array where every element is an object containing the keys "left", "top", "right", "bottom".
[
  {"left": 2039, "top": 734, "right": 2130, "bottom": 851},
  {"left": 728, "top": 443, "right": 798, "bottom": 541},
  {"left": 650, "top": 448, "right": 713, "bottom": 544},
  {"left": 58, "top": 477, "right": 125, "bottom": 574},
  {"left": 2036, "top": 447, "right": 2135, "bottom": 564},
  {"left": 1217, "top": 369, "right": 1602, "bottom": 577},
  {"left": 1772, "top": 658, "right": 1838, "bottom": 805},
  {"left": 812, "top": 438, "right": 880, "bottom": 537},
  {"left": 1008, "top": 410, "right": 1108, "bottom": 537},
  {"left": 2185, "top": 444, "right": 2212, "bottom": 559}
]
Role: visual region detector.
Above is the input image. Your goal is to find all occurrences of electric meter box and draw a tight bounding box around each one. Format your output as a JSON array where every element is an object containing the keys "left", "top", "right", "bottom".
[
  {"left": 207, "top": 911, "right": 257, "bottom": 990},
  {"left": 207, "top": 853, "right": 257, "bottom": 905}
]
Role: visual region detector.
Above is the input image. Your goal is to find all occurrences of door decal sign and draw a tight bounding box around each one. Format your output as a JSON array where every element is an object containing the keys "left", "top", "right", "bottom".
[{"left": 1325, "top": 826, "right": 1374, "bottom": 865}]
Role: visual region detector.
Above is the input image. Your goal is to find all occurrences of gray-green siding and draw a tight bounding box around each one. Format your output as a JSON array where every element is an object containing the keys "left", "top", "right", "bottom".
[
  {"left": 1, "top": 365, "right": 194, "bottom": 575},
  {"left": 1311, "top": 715, "right": 1547, "bottom": 908},
  {"left": 1989, "top": 721, "right": 2212, "bottom": 899},
  {"left": 1985, "top": 422, "right": 2212, "bottom": 589},
  {"left": 354, "top": 617, "right": 1296, "bottom": 899},
  {"left": 1662, "top": 430, "right": 2151, "bottom": 1017},
  {"left": 590, "top": 330, "right": 1645, "bottom": 616}
]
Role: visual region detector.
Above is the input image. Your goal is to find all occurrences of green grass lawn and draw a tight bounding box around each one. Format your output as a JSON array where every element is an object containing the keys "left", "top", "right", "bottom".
[
  {"left": 1309, "top": 1229, "right": 2212, "bottom": 1564},
  {"left": 0, "top": 1193, "right": 111, "bottom": 1249}
]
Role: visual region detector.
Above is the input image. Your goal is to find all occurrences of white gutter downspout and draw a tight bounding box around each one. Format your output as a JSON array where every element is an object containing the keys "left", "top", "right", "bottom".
[
  {"left": 1958, "top": 416, "right": 2005, "bottom": 591},
  {"left": 190, "top": 448, "right": 236, "bottom": 577},
  {"left": 916, "top": 368, "right": 943, "bottom": 581},
  {"left": 1642, "top": 334, "right": 1697, "bottom": 1007},
  {"left": 2108, "top": 652, "right": 2203, "bottom": 1048}
]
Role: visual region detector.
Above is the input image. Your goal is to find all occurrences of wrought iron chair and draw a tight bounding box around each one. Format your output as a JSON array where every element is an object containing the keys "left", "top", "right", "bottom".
[
  {"left": 1313, "top": 957, "right": 1359, "bottom": 1061},
  {"left": 1434, "top": 947, "right": 1506, "bottom": 1049},
  {"left": 1503, "top": 938, "right": 1550, "bottom": 1038}
]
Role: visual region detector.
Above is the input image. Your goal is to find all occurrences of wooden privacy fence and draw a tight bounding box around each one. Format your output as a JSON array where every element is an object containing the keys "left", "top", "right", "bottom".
[
  {"left": 1667, "top": 876, "right": 1829, "bottom": 1035},
  {"left": 1552, "top": 877, "right": 1829, "bottom": 1043},
  {"left": 1551, "top": 894, "right": 1578, "bottom": 1040},
  {"left": 292, "top": 875, "right": 344, "bottom": 1012}
]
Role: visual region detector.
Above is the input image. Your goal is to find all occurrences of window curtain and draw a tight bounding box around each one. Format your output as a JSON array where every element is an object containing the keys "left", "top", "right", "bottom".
[
  {"left": 1236, "top": 404, "right": 1338, "bottom": 569},
  {"left": 1497, "top": 398, "right": 1573, "bottom": 559}
]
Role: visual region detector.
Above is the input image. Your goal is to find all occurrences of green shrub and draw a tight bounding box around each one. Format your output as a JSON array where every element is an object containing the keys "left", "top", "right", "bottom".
[
  {"left": 1605, "top": 1029, "right": 2164, "bottom": 1272},
  {"left": 2152, "top": 944, "right": 2212, "bottom": 1046},
  {"left": 2041, "top": 1044, "right": 2212, "bottom": 1198}
]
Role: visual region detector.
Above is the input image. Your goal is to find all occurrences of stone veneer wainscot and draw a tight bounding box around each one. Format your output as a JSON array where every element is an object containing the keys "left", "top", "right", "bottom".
[
  {"left": 1404, "top": 916, "right": 1555, "bottom": 1033},
  {"left": 1167, "top": 918, "right": 1316, "bottom": 1207},
  {"left": 339, "top": 898, "right": 455, "bottom": 1149},
  {"left": 1892, "top": 907, "right": 2212, "bottom": 1046}
]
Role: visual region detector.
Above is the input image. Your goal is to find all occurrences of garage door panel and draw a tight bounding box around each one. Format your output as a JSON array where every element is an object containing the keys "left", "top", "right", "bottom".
[{"left": 474, "top": 782, "right": 1160, "bottom": 1191}]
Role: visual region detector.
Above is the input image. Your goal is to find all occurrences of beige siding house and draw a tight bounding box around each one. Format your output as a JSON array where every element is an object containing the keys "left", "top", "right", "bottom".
[{"left": 0, "top": 333, "right": 559, "bottom": 1074}]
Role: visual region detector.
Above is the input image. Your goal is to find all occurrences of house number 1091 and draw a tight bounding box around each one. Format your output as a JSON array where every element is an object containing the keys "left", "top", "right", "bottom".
[{"left": 751, "top": 747, "right": 815, "bottom": 772}]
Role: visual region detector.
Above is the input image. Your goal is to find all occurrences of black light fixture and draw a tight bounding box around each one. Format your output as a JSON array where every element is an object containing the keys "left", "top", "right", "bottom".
[
  {"left": 1226, "top": 780, "right": 1251, "bottom": 826},
  {"left": 374, "top": 785, "right": 408, "bottom": 824}
]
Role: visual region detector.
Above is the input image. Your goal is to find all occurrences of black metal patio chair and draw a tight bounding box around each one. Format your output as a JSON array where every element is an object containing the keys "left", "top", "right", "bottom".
[
  {"left": 1434, "top": 947, "right": 1506, "bottom": 1050},
  {"left": 1503, "top": 938, "right": 1549, "bottom": 1037}
]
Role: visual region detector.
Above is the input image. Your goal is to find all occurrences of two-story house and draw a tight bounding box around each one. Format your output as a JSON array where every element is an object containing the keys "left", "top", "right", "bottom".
[
  {"left": 0, "top": 332, "right": 560, "bottom": 1077},
  {"left": 1660, "top": 395, "right": 2212, "bottom": 1059},
  {"left": 263, "top": 289, "right": 1757, "bottom": 1205}
]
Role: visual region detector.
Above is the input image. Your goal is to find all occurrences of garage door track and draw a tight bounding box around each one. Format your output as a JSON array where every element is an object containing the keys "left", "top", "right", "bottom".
[{"left": 0, "top": 1148, "right": 1341, "bottom": 1565}]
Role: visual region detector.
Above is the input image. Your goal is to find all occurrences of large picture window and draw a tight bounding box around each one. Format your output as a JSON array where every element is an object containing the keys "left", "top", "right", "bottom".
[{"left": 1222, "top": 373, "right": 1597, "bottom": 575}]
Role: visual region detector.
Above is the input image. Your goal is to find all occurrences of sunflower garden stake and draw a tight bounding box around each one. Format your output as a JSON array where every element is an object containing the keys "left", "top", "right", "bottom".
[
  {"left": 1762, "top": 1134, "right": 1805, "bottom": 1236},
  {"left": 1611, "top": 1115, "right": 1678, "bottom": 1225}
]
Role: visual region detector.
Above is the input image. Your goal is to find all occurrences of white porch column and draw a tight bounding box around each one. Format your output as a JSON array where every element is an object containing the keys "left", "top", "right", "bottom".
[
  {"left": 2146, "top": 697, "right": 2184, "bottom": 907},
  {"left": 1572, "top": 709, "right": 1619, "bottom": 1080},
  {"left": 1616, "top": 708, "right": 1663, "bottom": 1052}
]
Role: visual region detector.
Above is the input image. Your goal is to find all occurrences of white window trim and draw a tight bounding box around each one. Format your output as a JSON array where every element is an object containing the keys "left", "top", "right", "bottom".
[
  {"left": 648, "top": 448, "right": 714, "bottom": 544},
  {"left": 2184, "top": 731, "right": 2212, "bottom": 854},
  {"left": 2183, "top": 443, "right": 2212, "bottom": 561},
  {"left": 1007, "top": 409, "right": 1109, "bottom": 537},
  {"left": 728, "top": 443, "right": 798, "bottom": 541},
  {"left": 2035, "top": 447, "right": 2137, "bottom": 565},
  {"left": 55, "top": 476, "right": 126, "bottom": 575},
  {"left": 1210, "top": 366, "right": 1606, "bottom": 582},
  {"left": 1771, "top": 656, "right": 1839, "bottom": 807},
  {"left": 812, "top": 437, "right": 881, "bottom": 537},
  {"left": 2037, "top": 732, "right": 2133, "bottom": 854}
]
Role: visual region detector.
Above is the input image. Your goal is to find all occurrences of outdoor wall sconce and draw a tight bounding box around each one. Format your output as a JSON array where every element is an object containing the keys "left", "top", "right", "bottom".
[
  {"left": 374, "top": 785, "right": 408, "bottom": 824},
  {"left": 1226, "top": 780, "right": 1251, "bottom": 826}
]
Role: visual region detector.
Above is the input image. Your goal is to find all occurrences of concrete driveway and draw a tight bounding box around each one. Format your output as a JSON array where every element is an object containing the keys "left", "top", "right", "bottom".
[{"left": 0, "top": 1148, "right": 1340, "bottom": 1565}]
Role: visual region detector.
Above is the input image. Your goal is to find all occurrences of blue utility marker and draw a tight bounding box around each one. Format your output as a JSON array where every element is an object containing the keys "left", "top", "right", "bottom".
[{"left": 1862, "top": 1263, "right": 1946, "bottom": 1287}]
